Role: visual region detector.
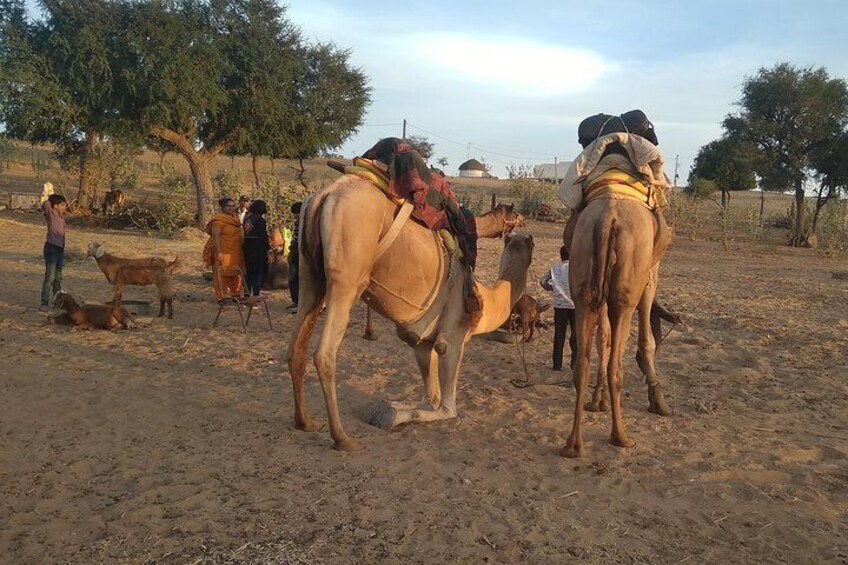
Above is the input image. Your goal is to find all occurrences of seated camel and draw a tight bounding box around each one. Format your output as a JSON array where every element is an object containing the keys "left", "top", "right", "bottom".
[{"left": 286, "top": 174, "right": 534, "bottom": 451}]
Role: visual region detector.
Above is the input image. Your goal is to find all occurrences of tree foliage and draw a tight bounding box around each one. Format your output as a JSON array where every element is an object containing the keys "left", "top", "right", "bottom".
[
  {"left": 724, "top": 62, "right": 848, "bottom": 245},
  {"left": 0, "top": 0, "right": 135, "bottom": 209},
  {"left": 406, "top": 134, "right": 434, "bottom": 161},
  {"left": 689, "top": 137, "right": 756, "bottom": 208}
]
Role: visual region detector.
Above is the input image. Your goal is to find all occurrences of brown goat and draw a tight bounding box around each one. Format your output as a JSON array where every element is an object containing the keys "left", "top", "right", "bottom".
[
  {"left": 52, "top": 291, "right": 135, "bottom": 330},
  {"left": 87, "top": 241, "right": 180, "bottom": 319},
  {"left": 102, "top": 189, "right": 127, "bottom": 215},
  {"left": 509, "top": 294, "right": 551, "bottom": 343}
]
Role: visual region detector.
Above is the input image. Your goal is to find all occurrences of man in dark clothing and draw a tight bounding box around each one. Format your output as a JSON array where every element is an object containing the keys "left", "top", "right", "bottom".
[
  {"left": 287, "top": 201, "right": 302, "bottom": 309},
  {"left": 40, "top": 194, "right": 68, "bottom": 310}
]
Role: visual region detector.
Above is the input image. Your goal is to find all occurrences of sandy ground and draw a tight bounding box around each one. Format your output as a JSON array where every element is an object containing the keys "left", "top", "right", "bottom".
[{"left": 0, "top": 211, "right": 846, "bottom": 564}]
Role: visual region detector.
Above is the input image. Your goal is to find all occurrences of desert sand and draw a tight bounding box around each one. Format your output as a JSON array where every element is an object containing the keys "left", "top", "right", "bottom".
[{"left": 1, "top": 209, "right": 846, "bottom": 564}]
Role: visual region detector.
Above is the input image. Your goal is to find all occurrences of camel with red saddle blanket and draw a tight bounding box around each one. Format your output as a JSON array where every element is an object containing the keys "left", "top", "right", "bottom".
[{"left": 285, "top": 174, "right": 534, "bottom": 452}]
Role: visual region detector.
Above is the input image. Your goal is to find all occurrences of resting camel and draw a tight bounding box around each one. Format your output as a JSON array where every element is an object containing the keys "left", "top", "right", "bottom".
[
  {"left": 562, "top": 196, "right": 670, "bottom": 458},
  {"left": 362, "top": 202, "right": 525, "bottom": 340},
  {"left": 286, "top": 176, "right": 534, "bottom": 451}
]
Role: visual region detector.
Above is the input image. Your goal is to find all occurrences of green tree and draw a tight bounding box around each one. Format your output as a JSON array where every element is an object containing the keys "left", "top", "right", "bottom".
[
  {"left": 283, "top": 41, "right": 370, "bottom": 187},
  {"left": 437, "top": 156, "right": 449, "bottom": 168},
  {"left": 725, "top": 63, "right": 848, "bottom": 246},
  {"left": 0, "top": 0, "right": 134, "bottom": 210},
  {"left": 124, "top": 0, "right": 369, "bottom": 225},
  {"left": 810, "top": 130, "right": 848, "bottom": 238},
  {"left": 689, "top": 137, "right": 756, "bottom": 209}
]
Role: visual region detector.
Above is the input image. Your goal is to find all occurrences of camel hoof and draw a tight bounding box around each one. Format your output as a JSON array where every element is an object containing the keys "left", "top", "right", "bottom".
[
  {"left": 295, "top": 417, "right": 321, "bottom": 432},
  {"left": 362, "top": 332, "right": 378, "bottom": 341},
  {"left": 648, "top": 403, "right": 673, "bottom": 417},
  {"left": 364, "top": 400, "right": 398, "bottom": 431},
  {"left": 584, "top": 401, "right": 609, "bottom": 413},
  {"left": 560, "top": 443, "right": 583, "bottom": 458},
  {"left": 334, "top": 437, "right": 363, "bottom": 452},
  {"left": 610, "top": 435, "right": 636, "bottom": 448}
]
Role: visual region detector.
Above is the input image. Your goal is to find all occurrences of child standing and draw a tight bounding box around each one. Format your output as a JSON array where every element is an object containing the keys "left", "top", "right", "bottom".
[
  {"left": 540, "top": 245, "right": 576, "bottom": 371},
  {"left": 40, "top": 194, "right": 68, "bottom": 311}
]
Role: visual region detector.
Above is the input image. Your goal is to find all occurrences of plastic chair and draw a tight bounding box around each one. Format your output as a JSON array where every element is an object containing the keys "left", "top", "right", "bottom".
[{"left": 213, "top": 265, "right": 273, "bottom": 332}]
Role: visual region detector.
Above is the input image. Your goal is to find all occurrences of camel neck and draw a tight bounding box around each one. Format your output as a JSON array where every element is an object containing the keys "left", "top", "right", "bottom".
[{"left": 474, "top": 212, "right": 504, "bottom": 238}]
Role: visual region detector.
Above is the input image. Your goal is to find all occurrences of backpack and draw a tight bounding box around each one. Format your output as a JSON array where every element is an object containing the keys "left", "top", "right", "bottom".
[{"left": 577, "top": 109, "right": 658, "bottom": 148}]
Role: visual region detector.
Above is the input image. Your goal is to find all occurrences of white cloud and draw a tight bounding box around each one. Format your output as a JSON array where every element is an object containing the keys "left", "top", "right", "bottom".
[{"left": 409, "top": 33, "right": 612, "bottom": 96}]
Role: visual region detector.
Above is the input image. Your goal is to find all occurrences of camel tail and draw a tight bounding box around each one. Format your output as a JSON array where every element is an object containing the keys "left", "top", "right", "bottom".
[
  {"left": 589, "top": 218, "right": 617, "bottom": 311},
  {"left": 300, "top": 192, "right": 329, "bottom": 286}
]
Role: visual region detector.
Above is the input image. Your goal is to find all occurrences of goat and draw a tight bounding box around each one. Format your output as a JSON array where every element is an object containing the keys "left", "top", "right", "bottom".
[
  {"left": 102, "top": 189, "right": 126, "bottom": 215},
  {"left": 509, "top": 294, "right": 551, "bottom": 343},
  {"left": 52, "top": 291, "right": 135, "bottom": 330},
  {"left": 87, "top": 241, "right": 180, "bottom": 319}
]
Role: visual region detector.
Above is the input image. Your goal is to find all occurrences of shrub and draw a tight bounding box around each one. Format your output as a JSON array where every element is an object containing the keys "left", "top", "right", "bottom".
[
  {"left": 154, "top": 175, "right": 193, "bottom": 233},
  {"left": 252, "top": 176, "right": 309, "bottom": 233},
  {"left": 685, "top": 177, "right": 717, "bottom": 200},
  {"left": 510, "top": 178, "right": 555, "bottom": 219},
  {"left": 817, "top": 200, "right": 848, "bottom": 256},
  {"left": 214, "top": 168, "right": 245, "bottom": 200},
  {"left": 457, "top": 192, "right": 486, "bottom": 215}
]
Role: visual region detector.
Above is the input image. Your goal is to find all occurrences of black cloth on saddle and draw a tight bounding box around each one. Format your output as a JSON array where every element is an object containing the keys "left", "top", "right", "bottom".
[{"left": 577, "top": 109, "right": 659, "bottom": 148}]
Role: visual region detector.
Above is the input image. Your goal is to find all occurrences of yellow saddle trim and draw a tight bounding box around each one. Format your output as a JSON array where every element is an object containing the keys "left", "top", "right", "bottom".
[{"left": 584, "top": 168, "right": 667, "bottom": 209}]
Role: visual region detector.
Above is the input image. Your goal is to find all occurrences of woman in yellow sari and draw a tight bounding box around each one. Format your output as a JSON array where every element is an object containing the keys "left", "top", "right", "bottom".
[{"left": 205, "top": 198, "right": 245, "bottom": 301}]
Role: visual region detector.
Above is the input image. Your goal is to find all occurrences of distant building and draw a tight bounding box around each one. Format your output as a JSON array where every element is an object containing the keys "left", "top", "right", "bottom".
[
  {"left": 534, "top": 162, "right": 570, "bottom": 183},
  {"left": 458, "top": 158, "right": 487, "bottom": 178}
]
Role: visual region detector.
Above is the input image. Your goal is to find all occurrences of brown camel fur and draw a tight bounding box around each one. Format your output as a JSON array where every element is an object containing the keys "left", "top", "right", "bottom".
[
  {"left": 562, "top": 196, "right": 671, "bottom": 458},
  {"left": 362, "top": 202, "right": 525, "bottom": 340},
  {"left": 286, "top": 176, "right": 534, "bottom": 451}
]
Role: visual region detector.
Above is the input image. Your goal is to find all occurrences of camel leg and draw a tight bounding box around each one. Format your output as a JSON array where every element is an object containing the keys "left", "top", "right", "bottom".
[
  {"left": 561, "top": 307, "right": 598, "bottom": 458},
  {"left": 637, "top": 269, "right": 672, "bottom": 416},
  {"left": 286, "top": 280, "right": 325, "bottom": 433},
  {"left": 607, "top": 305, "right": 637, "bottom": 448},
  {"left": 314, "top": 283, "right": 362, "bottom": 451},
  {"left": 363, "top": 305, "right": 378, "bottom": 341},
  {"left": 586, "top": 304, "right": 610, "bottom": 412},
  {"left": 390, "top": 335, "right": 465, "bottom": 426},
  {"left": 390, "top": 341, "right": 440, "bottom": 410},
  {"left": 114, "top": 284, "right": 123, "bottom": 307}
]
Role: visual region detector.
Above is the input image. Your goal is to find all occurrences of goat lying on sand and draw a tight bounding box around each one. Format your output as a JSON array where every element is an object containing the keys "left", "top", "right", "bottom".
[
  {"left": 52, "top": 291, "right": 135, "bottom": 330},
  {"left": 87, "top": 242, "right": 180, "bottom": 319}
]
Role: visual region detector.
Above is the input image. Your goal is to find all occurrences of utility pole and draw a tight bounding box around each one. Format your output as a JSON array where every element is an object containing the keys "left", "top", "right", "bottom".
[
  {"left": 402, "top": 119, "right": 407, "bottom": 141},
  {"left": 553, "top": 156, "right": 558, "bottom": 185},
  {"left": 673, "top": 154, "right": 680, "bottom": 187}
]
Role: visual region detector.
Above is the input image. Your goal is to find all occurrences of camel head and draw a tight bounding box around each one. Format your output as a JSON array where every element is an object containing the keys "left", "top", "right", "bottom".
[
  {"left": 489, "top": 203, "right": 525, "bottom": 234},
  {"left": 499, "top": 233, "right": 534, "bottom": 285},
  {"left": 86, "top": 241, "right": 105, "bottom": 259}
]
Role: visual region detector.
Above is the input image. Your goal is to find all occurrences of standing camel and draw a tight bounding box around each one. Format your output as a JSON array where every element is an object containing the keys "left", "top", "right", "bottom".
[
  {"left": 286, "top": 176, "right": 534, "bottom": 451},
  {"left": 561, "top": 195, "right": 670, "bottom": 457},
  {"left": 362, "top": 203, "right": 525, "bottom": 340}
]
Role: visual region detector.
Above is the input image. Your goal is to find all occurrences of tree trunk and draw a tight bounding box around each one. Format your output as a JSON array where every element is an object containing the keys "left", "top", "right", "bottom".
[
  {"left": 789, "top": 178, "right": 808, "bottom": 247},
  {"left": 252, "top": 154, "right": 260, "bottom": 189},
  {"left": 721, "top": 189, "right": 728, "bottom": 209},
  {"left": 297, "top": 157, "right": 307, "bottom": 189},
  {"left": 270, "top": 157, "right": 275, "bottom": 174},
  {"left": 76, "top": 132, "right": 100, "bottom": 211},
  {"left": 158, "top": 151, "right": 167, "bottom": 175},
  {"left": 810, "top": 185, "right": 832, "bottom": 240},
  {"left": 187, "top": 153, "right": 216, "bottom": 228},
  {"left": 149, "top": 126, "right": 231, "bottom": 229}
]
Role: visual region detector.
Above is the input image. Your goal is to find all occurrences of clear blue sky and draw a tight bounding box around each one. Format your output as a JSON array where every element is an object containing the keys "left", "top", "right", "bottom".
[{"left": 288, "top": 0, "right": 848, "bottom": 181}]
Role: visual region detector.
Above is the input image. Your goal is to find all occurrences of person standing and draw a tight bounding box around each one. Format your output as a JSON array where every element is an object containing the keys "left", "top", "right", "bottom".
[
  {"left": 237, "top": 195, "right": 250, "bottom": 224},
  {"left": 40, "top": 194, "right": 68, "bottom": 311},
  {"left": 242, "top": 199, "right": 270, "bottom": 297},
  {"left": 540, "top": 245, "right": 576, "bottom": 371},
  {"left": 287, "top": 201, "right": 302, "bottom": 310}
]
